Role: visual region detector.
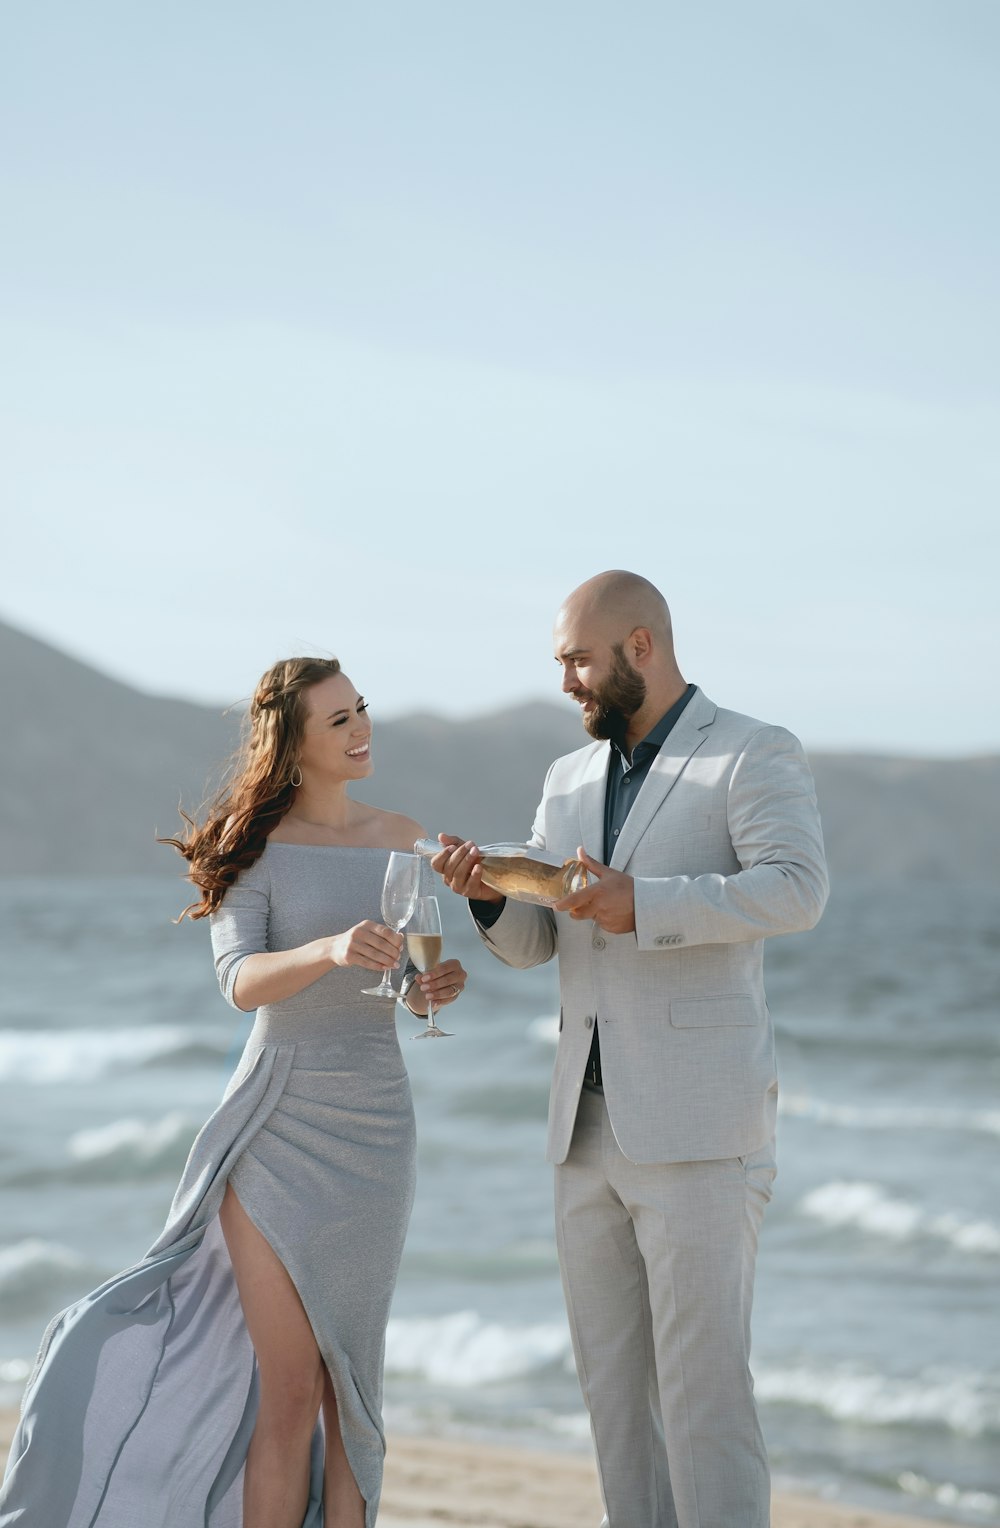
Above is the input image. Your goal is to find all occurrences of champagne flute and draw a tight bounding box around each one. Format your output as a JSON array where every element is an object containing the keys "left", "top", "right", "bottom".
[
  {"left": 362, "top": 852, "right": 422, "bottom": 998},
  {"left": 406, "top": 895, "right": 452, "bottom": 1039}
]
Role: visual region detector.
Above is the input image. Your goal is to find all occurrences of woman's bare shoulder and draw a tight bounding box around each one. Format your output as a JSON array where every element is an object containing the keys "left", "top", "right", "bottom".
[{"left": 357, "top": 805, "right": 426, "bottom": 851}]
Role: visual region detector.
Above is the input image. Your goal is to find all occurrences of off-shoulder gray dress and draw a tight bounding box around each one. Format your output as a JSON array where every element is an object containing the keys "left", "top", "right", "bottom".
[{"left": 0, "top": 845, "right": 417, "bottom": 1528}]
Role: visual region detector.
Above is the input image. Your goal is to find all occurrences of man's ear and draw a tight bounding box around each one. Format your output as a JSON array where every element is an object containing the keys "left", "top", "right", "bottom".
[{"left": 628, "top": 626, "right": 653, "bottom": 665}]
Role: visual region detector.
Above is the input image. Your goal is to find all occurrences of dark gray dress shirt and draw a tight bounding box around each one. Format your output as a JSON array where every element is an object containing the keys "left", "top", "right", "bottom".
[{"left": 584, "top": 684, "right": 696, "bottom": 1086}]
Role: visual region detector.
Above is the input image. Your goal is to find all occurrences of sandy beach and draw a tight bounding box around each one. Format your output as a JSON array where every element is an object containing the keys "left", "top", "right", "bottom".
[{"left": 0, "top": 1407, "right": 957, "bottom": 1527}]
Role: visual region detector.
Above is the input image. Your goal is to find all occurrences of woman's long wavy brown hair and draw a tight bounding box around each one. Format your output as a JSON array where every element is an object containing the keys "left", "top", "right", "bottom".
[{"left": 163, "top": 657, "right": 342, "bottom": 919}]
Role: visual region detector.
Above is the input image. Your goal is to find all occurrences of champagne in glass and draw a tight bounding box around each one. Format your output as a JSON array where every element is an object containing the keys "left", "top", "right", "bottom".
[
  {"left": 362, "top": 852, "right": 421, "bottom": 998},
  {"left": 406, "top": 895, "right": 452, "bottom": 1039}
]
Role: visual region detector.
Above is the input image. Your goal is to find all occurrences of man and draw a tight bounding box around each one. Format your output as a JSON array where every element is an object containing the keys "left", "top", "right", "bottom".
[{"left": 433, "top": 570, "right": 829, "bottom": 1528}]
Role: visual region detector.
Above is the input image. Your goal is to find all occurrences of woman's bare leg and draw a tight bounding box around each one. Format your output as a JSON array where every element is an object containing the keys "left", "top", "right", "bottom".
[
  {"left": 322, "top": 1372, "right": 366, "bottom": 1527},
  {"left": 219, "top": 1184, "right": 362, "bottom": 1528}
]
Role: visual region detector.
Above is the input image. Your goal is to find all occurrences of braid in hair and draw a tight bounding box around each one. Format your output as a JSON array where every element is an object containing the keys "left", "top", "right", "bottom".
[{"left": 162, "top": 656, "right": 341, "bottom": 918}]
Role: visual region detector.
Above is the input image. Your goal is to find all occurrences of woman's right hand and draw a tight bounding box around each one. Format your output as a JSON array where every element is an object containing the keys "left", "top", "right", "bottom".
[{"left": 327, "top": 921, "right": 404, "bottom": 972}]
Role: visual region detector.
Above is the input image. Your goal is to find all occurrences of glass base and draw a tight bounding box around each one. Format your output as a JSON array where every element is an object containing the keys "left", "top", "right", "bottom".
[
  {"left": 412, "top": 1025, "right": 453, "bottom": 1038},
  {"left": 361, "top": 978, "right": 397, "bottom": 997}
]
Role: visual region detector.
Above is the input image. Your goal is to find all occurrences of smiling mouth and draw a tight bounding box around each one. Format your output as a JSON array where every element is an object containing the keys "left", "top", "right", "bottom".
[{"left": 346, "top": 744, "right": 370, "bottom": 758}]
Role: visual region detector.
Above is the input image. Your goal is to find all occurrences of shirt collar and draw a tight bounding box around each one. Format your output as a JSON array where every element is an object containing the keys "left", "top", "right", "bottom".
[{"left": 611, "top": 683, "right": 696, "bottom": 767}]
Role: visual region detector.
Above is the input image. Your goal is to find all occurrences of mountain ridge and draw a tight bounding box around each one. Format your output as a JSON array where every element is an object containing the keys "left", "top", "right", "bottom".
[{"left": 1, "top": 617, "right": 996, "bottom": 879}]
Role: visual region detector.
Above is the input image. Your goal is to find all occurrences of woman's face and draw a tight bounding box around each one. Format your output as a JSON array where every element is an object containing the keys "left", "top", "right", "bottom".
[{"left": 296, "top": 672, "right": 373, "bottom": 784}]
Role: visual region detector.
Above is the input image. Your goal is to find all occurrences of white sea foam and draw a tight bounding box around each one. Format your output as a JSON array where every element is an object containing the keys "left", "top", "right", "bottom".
[
  {"left": 543, "top": 1411, "right": 592, "bottom": 1442},
  {"left": 898, "top": 1470, "right": 1000, "bottom": 1518},
  {"left": 780, "top": 1092, "right": 1000, "bottom": 1138},
  {"left": 385, "top": 1310, "right": 572, "bottom": 1386},
  {"left": 0, "top": 1238, "right": 95, "bottom": 1299},
  {"left": 754, "top": 1361, "right": 1000, "bottom": 1436},
  {"left": 0, "top": 1027, "right": 203, "bottom": 1082},
  {"left": 67, "top": 1112, "right": 194, "bottom": 1166},
  {"left": 799, "top": 1180, "right": 1000, "bottom": 1255},
  {"left": 0, "top": 1357, "right": 31, "bottom": 1407}
]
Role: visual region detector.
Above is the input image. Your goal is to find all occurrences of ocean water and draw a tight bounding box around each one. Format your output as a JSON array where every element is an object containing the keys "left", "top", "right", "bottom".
[{"left": 0, "top": 875, "right": 997, "bottom": 1524}]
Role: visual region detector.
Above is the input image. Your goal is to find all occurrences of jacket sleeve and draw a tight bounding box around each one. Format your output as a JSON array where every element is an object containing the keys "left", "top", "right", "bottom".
[
  {"left": 472, "top": 763, "right": 559, "bottom": 969},
  {"left": 633, "top": 725, "right": 829, "bottom": 949}
]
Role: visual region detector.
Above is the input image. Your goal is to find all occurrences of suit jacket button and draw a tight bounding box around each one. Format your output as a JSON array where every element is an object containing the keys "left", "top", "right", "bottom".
[
  {"left": 592, "top": 935, "right": 605, "bottom": 949},
  {"left": 584, "top": 1015, "right": 594, "bottom": 1029},
  {"left": 655, "top": 935, "right": 667, "bottom": 946}
]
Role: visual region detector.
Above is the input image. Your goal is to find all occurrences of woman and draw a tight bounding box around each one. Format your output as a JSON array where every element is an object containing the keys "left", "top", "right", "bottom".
[{"left": 0, "top": 656, "right": 466, "bottom": 1528}]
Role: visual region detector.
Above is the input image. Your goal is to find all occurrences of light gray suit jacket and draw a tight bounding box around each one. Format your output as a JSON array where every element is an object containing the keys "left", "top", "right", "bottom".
[{"left": 477, "top": 688, "right": 829, "bottom": 1166}]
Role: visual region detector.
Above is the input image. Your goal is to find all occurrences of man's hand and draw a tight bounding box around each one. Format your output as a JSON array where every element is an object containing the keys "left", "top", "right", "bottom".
[
  {"left": 430, "top": 834, "right": 503, "bottom": 903},
  {"left": 555, "top": 847, "right": 636, "bottom": 934}
]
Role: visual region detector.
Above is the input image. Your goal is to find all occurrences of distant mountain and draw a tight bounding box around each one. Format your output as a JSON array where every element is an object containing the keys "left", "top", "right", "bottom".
[
  {"left": 1, "top": 618, "right": 997, "bottom": 880},
  {"left": 0, "top": 621, "right": 240, "bottom": 874},
  {"left": 800, "top": 752, "right": 999, "bottom": 881}
]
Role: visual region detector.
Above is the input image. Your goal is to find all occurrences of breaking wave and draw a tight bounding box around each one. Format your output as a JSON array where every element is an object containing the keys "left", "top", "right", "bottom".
[
  {"left": 0, "top": 1238, "right": 102, "bottom": 1312},
  {"left": 754, "top": 1360, "right": 1000, "bottom": 1437},
  {"left": 798, "top": 1181, "right": 1000, "bottom": 1255},
  {"left": 66, "top": 1112, "right": 196, "bottom": 1175},
  {"left": 385, "top": 1310, "right": 572, "bottom": 1386},
  {"left": 0, "top": 1027, "right": 228, "bottom": 1082},
  {"left": 781, "top": 1092, "right": 1000, "bottom": 1138}
]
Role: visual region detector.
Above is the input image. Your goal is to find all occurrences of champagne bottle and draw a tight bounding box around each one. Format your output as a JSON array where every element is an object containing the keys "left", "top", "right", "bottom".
[{"left": 414, "top": 839, "right": 589, "bottom": 907}]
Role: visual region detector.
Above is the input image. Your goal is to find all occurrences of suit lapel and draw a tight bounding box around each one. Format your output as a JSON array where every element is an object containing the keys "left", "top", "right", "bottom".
[{"left": 609, "top": 690, "right": 717, "bottom": 870}]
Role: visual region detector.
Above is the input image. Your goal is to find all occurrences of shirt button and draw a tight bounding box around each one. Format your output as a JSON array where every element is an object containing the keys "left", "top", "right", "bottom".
[
  {"left": 592, "top": 935, "right": 606, "bottom": 950},
  {"left": 613, "top": 828, "right": 620, "bottom": 836}
]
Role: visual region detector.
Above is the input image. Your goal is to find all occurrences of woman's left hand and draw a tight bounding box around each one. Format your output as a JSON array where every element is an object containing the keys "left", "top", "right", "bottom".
[{"left": 416, "top": 958, "right": 468, "bottom": 1007}]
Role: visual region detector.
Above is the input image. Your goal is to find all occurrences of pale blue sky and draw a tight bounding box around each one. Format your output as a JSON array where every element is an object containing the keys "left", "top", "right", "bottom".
[{"left": 2, "top": 2, "right": 996, "bottom": 752}]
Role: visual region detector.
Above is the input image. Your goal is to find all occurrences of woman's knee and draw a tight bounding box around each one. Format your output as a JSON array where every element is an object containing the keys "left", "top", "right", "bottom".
[{"left": 256, "top": 1356, "right": 326, "bottom": 1434}]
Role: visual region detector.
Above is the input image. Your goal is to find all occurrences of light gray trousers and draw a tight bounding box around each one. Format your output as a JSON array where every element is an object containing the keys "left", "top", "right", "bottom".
[{"left": 554, "top": 1089, "right": 776, "bottom": 1528}]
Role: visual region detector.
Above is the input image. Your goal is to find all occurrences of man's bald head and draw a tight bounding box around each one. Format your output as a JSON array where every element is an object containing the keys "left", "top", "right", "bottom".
[
  {"left": 553, "top": 571, "right": 686, "bottom": 748},
  {"left": 557, "top": 570, "right": 674, "bottom": 650}
]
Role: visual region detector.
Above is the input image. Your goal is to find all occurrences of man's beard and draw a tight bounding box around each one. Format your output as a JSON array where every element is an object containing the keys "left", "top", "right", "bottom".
[{"left": 580, "top": 643, "right": 646, "bottom": 743}]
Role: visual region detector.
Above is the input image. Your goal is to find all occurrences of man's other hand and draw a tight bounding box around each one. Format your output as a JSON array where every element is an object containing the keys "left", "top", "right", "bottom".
[{"left": 555, "top": 847, "right": 636, "bottom": 933}]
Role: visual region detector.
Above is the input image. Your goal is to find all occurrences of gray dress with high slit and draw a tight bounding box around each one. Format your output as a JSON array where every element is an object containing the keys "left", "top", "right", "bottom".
[{"left": 0, "top": 844, "right": 417, "bottom": 1528}]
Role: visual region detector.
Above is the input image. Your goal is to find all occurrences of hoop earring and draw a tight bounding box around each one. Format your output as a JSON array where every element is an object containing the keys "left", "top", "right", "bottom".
[{"left": 290, "top": 764, "right": 303, "bottom": 788}]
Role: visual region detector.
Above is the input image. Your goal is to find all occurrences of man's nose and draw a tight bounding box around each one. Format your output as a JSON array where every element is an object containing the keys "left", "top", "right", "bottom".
[{"left": 560, "top": 667, "right": 577, "bottom": 694}]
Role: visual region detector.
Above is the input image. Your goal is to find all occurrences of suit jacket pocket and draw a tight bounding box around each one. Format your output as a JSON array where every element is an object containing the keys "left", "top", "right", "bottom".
[{"left": 670, "top": 995, "right": 760, "bottom": 1028}]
